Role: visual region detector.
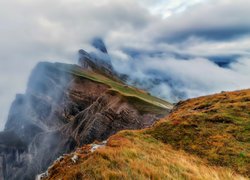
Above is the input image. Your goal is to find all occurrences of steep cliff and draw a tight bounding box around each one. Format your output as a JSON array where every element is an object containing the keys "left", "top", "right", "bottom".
[{"left": 0, "top": 53, "right": 172, "bottom": 179}]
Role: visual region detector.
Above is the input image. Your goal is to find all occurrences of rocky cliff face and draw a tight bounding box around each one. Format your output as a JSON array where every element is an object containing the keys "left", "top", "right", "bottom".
[
  {"left": 0, "top": 62, "right": 76, "bottom": 179},
  {"left": 0, "top": 46, "right": 172, "bottom": 179}
]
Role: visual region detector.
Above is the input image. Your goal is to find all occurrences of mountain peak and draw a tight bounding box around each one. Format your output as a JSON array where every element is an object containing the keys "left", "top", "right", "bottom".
[
  {"left": 78, "top": 48, "right": 114, "bottom": 76},
  {"left": 91, "top": 37, "right": 108, "bottom": 54},
  {"left": 78, "top": 40, "right": 115, "bottom": 79}
]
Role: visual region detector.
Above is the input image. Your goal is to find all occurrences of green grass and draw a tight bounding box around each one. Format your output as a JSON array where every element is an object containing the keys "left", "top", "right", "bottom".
[
  {"left": 147, "top": 89, "right": 250, "bottom": 176},
  {"left": 55, "top": 63, "right": 173, "bottom": 112}
]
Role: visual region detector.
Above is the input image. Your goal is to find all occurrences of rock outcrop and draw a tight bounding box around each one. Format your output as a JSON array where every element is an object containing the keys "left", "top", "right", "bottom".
[
  {"left": 78, "top": 38, "right": 115, "bottom": 78},
  {"left": 91, "top": 37, "right": 108, "bottom": 54}
]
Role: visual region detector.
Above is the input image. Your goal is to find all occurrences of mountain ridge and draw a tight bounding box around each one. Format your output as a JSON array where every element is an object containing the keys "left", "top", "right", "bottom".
[{"left": 0, "top": 48, "right": 172, "bottom": 179}]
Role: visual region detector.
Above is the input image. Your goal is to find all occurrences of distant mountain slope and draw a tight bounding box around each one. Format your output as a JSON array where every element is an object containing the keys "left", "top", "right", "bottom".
[{"left": 43, "top": 89, "right": 250, "bottom": 179}]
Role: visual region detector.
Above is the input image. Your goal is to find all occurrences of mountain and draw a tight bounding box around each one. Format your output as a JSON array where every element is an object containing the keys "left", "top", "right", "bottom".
[
  {"left": 40, "top": 89, "right": 250, "bottom": 179},
  {"left": 0, "top": 39, "right": 249, "bottom": 180},
  {"left": 0, "top": 44, "right": 172, "bottom": 180}
]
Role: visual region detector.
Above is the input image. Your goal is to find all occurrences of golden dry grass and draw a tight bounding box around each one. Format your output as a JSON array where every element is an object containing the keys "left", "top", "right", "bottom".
[{"left": 46, "top": 130, "right": 247, "bottom": 180}]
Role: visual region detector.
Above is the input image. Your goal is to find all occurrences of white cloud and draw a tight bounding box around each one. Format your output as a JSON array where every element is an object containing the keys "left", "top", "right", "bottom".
[
  {"left": 112, "top": 55, "right": 250, "bottom": 101},
  {"left": 0, "top": 0, "right": 154, "bottom": 129},
  {"left": 0, "top": 0, "right": 250, "bottom": 129},
  {"left": 230, "top": 58, "right": 250, "bottom": 76},
  {"left": 139, "top": 0, "right": 207, "bottom": 18}
]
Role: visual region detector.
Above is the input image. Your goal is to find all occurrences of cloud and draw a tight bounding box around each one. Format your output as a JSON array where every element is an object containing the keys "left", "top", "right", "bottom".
[
  {"left": 114, "top": 56, "right": 250, "bottom": 100},
  {"left": 0, "top": 0, "right": 155, "bottom": 129},
  {"left": 138, "top": 0, "right": 207, "bottom": 18},
  {"left": 0, "top": 0, "right": 250, "bottom": 129},
  {"left": 154, "top": 0, "right": 250, "bottom": 42}
]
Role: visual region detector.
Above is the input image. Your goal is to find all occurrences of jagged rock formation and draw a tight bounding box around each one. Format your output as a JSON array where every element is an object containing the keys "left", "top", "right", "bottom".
[
  {"left": 0, "top": 44, "right": 172, "bottom": 179},
  {"left": 91, "top": 37, "right": 108, "bottom": 54},
  {"left": 78, "top": 38, "right": 114, "bottom": 78}
]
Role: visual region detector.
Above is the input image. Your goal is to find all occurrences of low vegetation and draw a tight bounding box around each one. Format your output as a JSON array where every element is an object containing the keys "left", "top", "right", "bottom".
[
  {"left": 46, "top": 130, "right": 246, "bottom": 180},
  {"left": 45, "top": 89, "right": 250, "bottom": 179},
  {"left": 148, "top": 89, "right": 250, "bottom": 176},
  {"left": 56, "top": 63, "right": 173, "bottom": 111}
]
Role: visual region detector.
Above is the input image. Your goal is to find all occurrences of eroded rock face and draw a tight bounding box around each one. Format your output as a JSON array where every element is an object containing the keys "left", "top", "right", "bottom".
[
  {"left": 65, "top": 90, "right": 158, "bottom": 145},
  {"left": 0, "top": 62, "right": 169, "bottom": 180}
]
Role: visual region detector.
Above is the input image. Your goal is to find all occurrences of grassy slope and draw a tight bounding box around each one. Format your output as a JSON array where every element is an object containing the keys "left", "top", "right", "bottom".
[
  {"left": 148, "top": 89, "right": 250, "bottom": 176},
  {"left": 45, "top": 89, "right": 250, "bottom": 179},
  {"left": 56, "top": 63, "right": 173, "bottom": 114},
  {"left": 46, "top": 131, "right": 246, "bottom": 180}
]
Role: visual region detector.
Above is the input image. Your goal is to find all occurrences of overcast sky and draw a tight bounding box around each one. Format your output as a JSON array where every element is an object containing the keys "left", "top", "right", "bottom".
[{"left": 0, "top": 0, "right": 250, "bottom": 129}]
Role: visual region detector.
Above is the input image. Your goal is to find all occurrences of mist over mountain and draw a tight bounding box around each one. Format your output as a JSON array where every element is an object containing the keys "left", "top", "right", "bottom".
[
  {"left": 1, "top": 0, "right": 250, "bottom": 130},
  {"left": 0, "top": 42, "right": 249, "bottom": 179},
  {"left": 0, "top": 41, "right": 173, "bottom": 179},
  {"left": 0, "top": 1, "right": 250, "bottom": 179}
]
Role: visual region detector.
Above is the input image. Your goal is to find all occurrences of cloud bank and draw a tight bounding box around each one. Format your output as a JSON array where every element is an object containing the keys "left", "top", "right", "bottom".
[{"left": 0, "top": 0, "right": 250, "bottom": 129}]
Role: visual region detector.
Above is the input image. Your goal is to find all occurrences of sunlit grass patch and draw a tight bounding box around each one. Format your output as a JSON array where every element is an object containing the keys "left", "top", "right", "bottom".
[{"left": 148, "top": 89, "right": 250, "bottom": 176}]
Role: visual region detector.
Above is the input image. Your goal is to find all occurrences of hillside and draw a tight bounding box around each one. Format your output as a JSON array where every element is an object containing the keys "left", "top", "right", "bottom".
[
  {"left": 148, "top": 89, "right": 250, "bottom": 176},
  {"left": 43, "top": 89, "right": 250, "bottom": 179}
]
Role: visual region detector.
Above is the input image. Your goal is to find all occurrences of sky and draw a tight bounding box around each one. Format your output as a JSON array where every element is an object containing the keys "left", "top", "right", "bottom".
[{"left": 0, "top": 0, "right": 250, "bottom": 129}]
